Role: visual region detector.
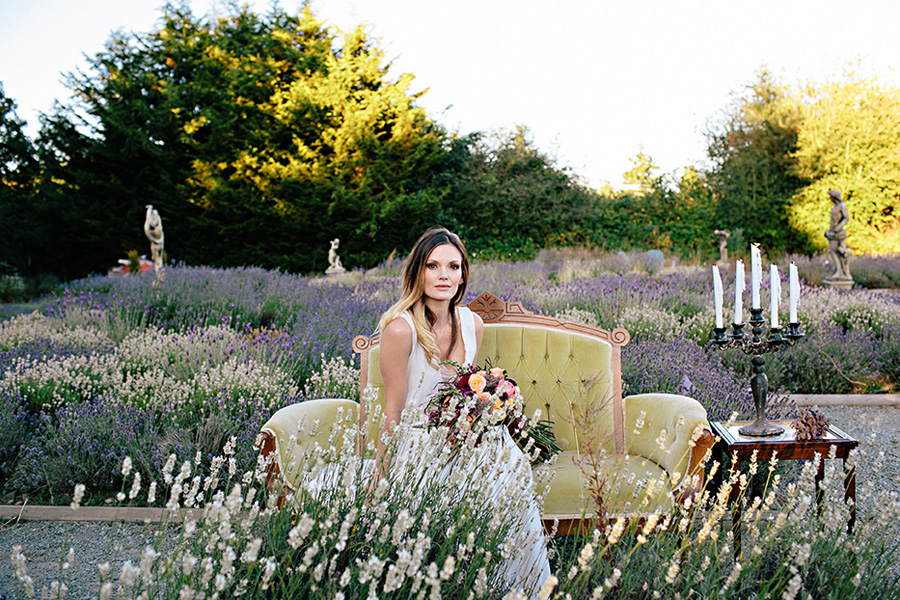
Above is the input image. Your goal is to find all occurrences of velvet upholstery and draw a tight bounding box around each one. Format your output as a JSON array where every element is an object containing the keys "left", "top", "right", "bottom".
[{"left": 259, "top": 398, "right": 359, "bottom": 490}]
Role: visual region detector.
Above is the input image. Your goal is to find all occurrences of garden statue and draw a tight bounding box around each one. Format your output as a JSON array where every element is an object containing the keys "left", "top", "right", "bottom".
[
  {"left": 714, "top": 229, "right": 730, "bottom": 263},
  {"left": 326, "top": 238, "right": 345, "bottom": 275},
  {"left": 823, "top": 189, "right": 853, "bottom": 289},
  {"left": 143, "top": 205, "right": 164, "bottom": 273}
]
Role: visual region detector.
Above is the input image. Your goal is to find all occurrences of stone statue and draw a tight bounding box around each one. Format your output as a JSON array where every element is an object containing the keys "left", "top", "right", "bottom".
[
  {"left": 326, "top": 238, "right": 345, "bottom": 275},
  {"left": 714, "top": 229, "right": 730, "bottom": 263},
  {"left": 143, "top": 205, "right": 164, "bottom": 272},
  {"left": 823, "top": 189, "right": 852, "bottom": 288}
]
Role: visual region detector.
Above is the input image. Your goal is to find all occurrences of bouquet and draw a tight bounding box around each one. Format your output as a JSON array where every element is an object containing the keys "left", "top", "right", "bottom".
[{"left": 425, "top": 361, "right": 560, "bottom": 464}]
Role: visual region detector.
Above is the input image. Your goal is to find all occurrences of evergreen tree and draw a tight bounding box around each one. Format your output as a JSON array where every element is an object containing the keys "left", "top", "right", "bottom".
[
  {"left": 36, "top": 3, "right": 449, "bottom": 276},
  {"left": 438, "top": 126, "right": 595, "bottom": 258},
  {"left": 0, "top": 85, "right": 49, "bottom": 274}
]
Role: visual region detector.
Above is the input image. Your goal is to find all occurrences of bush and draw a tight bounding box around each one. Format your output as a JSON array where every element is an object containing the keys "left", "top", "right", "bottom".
[
  {"left": 0, "top": 274, "right": 26, "bottom": 302},
  {"left": 747, "top": 325, "right": 883, "bottom": 394}
]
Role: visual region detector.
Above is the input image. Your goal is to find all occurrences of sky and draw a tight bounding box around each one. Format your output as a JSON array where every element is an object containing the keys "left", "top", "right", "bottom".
[{"left": 2, "top": 0, "right": 899, "bottom": 189}]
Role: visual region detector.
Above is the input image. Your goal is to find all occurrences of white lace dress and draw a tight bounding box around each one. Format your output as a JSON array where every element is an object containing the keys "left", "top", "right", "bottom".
[{"left": 395, "top": 307, "right": 551, "bottom": 597}]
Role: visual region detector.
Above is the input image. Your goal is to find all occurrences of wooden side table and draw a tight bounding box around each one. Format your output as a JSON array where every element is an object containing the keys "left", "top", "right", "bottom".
[{"left": 710, "top": 420, "right": 859, "bottom": 557}]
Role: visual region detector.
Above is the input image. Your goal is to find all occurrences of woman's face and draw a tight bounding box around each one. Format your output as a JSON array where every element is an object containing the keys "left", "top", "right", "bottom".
[{"left": 422, "top": 243, "right": 463, "bottom": 302}]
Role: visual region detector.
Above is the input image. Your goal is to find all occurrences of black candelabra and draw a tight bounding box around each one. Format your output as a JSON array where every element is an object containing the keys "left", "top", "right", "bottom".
[{"left": 712, "top": 308, "right": 804, "bottom": 437}]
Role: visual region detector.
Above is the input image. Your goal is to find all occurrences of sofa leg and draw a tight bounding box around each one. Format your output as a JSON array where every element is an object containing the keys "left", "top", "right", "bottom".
[{"left": 678, "top": 427, "right": 715, "bottom": 501}]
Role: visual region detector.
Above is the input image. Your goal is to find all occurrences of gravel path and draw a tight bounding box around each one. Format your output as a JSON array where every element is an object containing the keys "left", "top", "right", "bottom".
[
  {"left": 0, "top": 521, "right": 160, "bottom": 600},
  {"left": 1, "top": 406, "right": 898, "bottom": 599},
  {"left": 816, "top": 405, "right": 900, "bottom": 507}
]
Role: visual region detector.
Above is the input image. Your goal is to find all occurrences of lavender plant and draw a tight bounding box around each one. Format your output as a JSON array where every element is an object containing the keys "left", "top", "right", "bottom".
[
  {"left": 620, "top": 335, "right": 785, "bottom": 421},
  {"left": 6, "top": 394, "right": 274, "bottom": 505},
  {"left": 728, "top": 325, "right": 883, "bottom": 395},
  {"left": 0, "top": 390, "right": 34, "bottom": 490},
  {"left": 2, "top": 258, "right": 900, "bottom": 505}
]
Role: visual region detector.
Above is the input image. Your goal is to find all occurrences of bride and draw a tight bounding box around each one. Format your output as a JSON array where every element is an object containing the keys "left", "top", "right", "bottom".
[{"left": 372, "top": 228, "right": 551, "bottom": 597}]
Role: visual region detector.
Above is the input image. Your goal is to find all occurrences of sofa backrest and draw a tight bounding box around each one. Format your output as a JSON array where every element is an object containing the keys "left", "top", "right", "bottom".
[{"left": 352, "top": 292, "right": 631, "bottom": 455}]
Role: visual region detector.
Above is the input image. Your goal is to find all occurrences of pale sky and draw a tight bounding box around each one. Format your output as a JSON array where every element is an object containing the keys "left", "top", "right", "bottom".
[{"left": 1, "top": 0, "right": 899, "bottom": 188}]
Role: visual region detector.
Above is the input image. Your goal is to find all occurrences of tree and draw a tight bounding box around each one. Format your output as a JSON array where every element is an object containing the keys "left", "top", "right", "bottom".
[
  {"left": 787, "top": 74, "right": 900, "bottom": 254},
  {"left": 437, "top": 126, "right": 596, "bottom": 258},
  {"left": 35, "top": 3, "right": 450, "bottom": 277},
  {"left": 622, "top": 150, "right": 661, "bottom": 194},
  {"left": 0, "top": 85, "right": 50, "bottom": 274},
  {"left": 706, "top": 70, "right": 808, "bottom": 255}
]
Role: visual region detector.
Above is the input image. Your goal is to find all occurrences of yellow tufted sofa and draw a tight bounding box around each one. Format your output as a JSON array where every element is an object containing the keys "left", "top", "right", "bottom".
[{"left": 348, "top": 292, "right": 715, "bottom": 533}]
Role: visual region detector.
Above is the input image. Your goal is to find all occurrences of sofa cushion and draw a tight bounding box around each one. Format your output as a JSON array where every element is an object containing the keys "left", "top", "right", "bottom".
[{"left": 538, "top": 451, "right": 675, "bottom": 519}]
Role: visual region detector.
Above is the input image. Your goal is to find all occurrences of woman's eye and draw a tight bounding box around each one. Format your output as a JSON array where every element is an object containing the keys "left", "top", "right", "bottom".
[
  {"left": 426, "top": 263, "right": 437, "bottom": 269},
  {"left": 449, "top": 264, "right": 460, "bottom": 270}
]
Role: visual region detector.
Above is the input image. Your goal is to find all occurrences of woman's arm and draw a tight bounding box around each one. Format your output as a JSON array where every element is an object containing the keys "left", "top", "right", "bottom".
[{"left": 373, "top": 316, "right": 413, "bottom": 482}]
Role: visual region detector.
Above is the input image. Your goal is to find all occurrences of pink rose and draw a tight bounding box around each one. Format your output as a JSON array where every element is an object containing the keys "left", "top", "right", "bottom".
[{"left": 497, "top": 380, "right": 517, "bottom": 399}]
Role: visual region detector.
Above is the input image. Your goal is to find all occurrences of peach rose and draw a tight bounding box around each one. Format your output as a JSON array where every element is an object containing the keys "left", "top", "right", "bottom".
[
  {"left": 469, "top": 372, "right": 487, "bottom": 394},
  {"left": 489, "top": 367, "right": 505, "bottom": 378}
]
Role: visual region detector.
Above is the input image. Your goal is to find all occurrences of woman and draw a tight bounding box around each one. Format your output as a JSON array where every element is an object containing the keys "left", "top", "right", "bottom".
[{"left": 373, "top": 228, "right": 551, "bottom": 597}]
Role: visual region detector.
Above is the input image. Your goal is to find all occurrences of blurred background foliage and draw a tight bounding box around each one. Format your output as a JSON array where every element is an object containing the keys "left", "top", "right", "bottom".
[{"left": 1, "top": 3, "right": 900, "bottom": 283}]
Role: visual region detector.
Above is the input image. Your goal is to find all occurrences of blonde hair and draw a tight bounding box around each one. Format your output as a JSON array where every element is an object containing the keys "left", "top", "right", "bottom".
[{"left": 378, "top": 229, "right": 469, "bottom": 365}]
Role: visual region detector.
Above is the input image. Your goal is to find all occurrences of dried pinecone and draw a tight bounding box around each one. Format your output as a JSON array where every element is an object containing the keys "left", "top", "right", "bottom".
[{"left": 791, "top": 408, "right": 832, "bottom": 441}]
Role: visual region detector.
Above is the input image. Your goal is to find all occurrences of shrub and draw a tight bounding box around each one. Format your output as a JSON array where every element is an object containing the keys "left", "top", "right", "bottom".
[
  {"left": 743, "top": 325, "right": 883, "bottom": 394},
  {"left": 0, "top": 274, "right": 26, "bottom": 302},
  {"left": 303, "top": 355, "right": 361, "bottom": 401}
]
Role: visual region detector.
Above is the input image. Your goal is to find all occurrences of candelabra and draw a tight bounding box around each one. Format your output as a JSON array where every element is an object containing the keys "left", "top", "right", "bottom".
[{"left": 712, "top": 308, "right": 804, "bottom": 437}]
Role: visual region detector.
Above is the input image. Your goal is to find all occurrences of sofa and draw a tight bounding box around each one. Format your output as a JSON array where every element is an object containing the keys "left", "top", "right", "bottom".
[{"left": 352, "top": 292, "right": 713, "bottom": 532}]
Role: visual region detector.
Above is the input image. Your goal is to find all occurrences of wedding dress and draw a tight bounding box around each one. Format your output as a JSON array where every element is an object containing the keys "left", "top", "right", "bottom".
[{"left": 395, "top": 307, "right": 551, "bottom": 597}]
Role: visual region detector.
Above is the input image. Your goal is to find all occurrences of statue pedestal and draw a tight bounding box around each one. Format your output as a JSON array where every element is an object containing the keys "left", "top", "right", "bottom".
[
  {"left": 823, "top": 276, "right": 853, "bottom": 290},
  {"left": 325, "top": 266, "right": 346, "bottom": 276}
]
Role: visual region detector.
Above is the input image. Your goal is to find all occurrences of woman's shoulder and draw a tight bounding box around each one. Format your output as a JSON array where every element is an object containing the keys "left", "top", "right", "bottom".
[
  {"left": 383, "top": 313, "right": 413, "bottom": 338},
  {"left": 380, "top": 315, "right": 414, "bottom": 359}
]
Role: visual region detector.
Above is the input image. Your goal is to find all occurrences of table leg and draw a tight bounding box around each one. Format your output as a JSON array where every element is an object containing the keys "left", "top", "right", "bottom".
[
  {"left": 814, "top": 456, "right": 825, "bottom": 518},
  {"left": 844, "top": 460, "right": 856, "bottom": 534}
]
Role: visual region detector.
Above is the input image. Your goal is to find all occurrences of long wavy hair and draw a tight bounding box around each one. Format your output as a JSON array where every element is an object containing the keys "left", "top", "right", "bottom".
[{"left": 378, "top": 229, "right": 470, "bottom": 365}]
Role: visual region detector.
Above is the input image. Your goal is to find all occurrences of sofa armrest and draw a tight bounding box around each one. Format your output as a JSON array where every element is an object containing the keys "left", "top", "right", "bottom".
[
  {"left": 624, "top": 393, "right": 713, "bottom": 494},
  {"left": 258, "top": 399, "right": 359, "bottom": 489}
]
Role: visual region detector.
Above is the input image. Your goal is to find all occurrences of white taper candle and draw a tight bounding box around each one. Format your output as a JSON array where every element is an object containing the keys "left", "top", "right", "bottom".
[
  {"left": 734, "top": 259, "right": 745, "bottom": 325},
  {"left": 750, "top": 244, "right": 762, "bottom": 309},
  {"left": 789, "top": 262, "right": 800, "bottom": 323},
  {"left": 713, "top": 265, "right": 724, "bottom": 328},
  {"left": 770, "top": 264, "right": 781, "bottom": 328}
]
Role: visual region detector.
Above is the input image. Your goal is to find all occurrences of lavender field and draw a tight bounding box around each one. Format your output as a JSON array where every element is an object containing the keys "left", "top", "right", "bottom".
[{"left": 2, "top": 252, "right": 900, "bottom": 504}]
